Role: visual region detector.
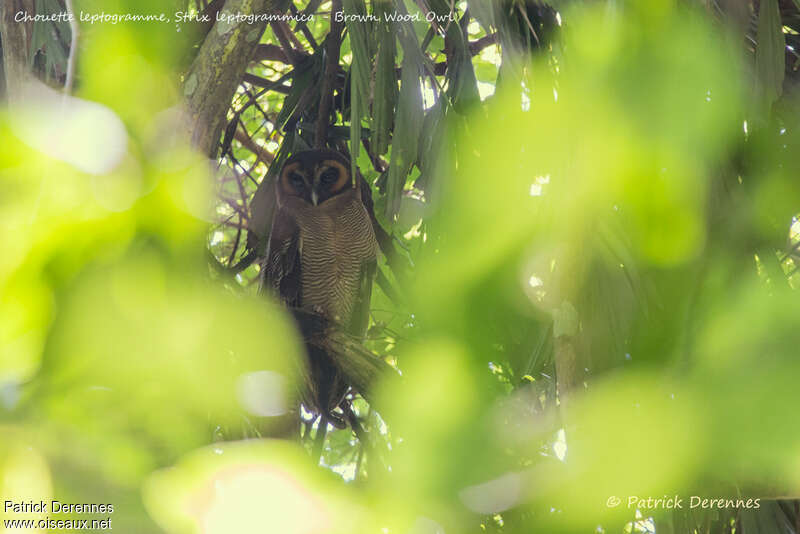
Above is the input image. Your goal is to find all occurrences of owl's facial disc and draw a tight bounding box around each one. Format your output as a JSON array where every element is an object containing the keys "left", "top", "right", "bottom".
[
  {"left": 289, "top": 171, "right": 305, "bottom": 189},
  {"left": 280, "top": 162, "right": 314, "bottom": 203},
  {"left": 311, "top": 161, "right": 349, "bottom": 205},
  {"left": 311, "top": 167, "right": 338, "bottom": 205}
]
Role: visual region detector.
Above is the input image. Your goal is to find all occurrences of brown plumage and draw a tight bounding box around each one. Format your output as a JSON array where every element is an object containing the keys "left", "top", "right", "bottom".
[{"left": 262, "top": 149, "right": 378, "bottom": 421}]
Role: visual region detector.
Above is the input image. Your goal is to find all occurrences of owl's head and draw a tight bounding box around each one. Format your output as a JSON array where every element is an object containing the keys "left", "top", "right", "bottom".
[{"left": 278, "top": 150, "right": 352, "bottom": 206}]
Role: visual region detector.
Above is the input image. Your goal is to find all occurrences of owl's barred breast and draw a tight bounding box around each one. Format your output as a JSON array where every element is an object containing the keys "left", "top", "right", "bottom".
[{"left": 292, "top": 188, "right": 378, "bottom": 324}]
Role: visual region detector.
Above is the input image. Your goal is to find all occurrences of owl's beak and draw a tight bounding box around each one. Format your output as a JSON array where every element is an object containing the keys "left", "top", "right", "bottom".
[{"left": 311, "top": 190, "right": 319, "bottom": 206}]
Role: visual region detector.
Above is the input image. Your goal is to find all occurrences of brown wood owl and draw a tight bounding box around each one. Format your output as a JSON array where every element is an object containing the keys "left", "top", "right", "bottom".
[{"left": 262, "top": 149, "right": 378, "bottom": 421}]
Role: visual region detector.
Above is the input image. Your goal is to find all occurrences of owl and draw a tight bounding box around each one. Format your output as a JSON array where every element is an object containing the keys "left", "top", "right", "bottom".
[{"left": 262, "top": 149, "right": 378, "bottom": 420}]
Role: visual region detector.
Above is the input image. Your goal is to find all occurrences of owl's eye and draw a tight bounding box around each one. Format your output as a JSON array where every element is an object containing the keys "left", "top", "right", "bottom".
[
  {"left": 319, "top": 168, "right": 339, "bottom": 185},
  {"left": 288, "top": 172, "right": 305, "bottom": 189}
]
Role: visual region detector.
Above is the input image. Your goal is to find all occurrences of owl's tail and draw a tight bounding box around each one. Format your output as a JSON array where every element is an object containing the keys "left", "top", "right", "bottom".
[{"left": 289, "top": 308, "right": 399, "bottom": 422}]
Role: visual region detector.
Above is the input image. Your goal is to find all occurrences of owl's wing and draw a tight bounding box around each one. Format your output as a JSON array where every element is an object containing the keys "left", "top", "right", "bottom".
[
  {"left": 348, "top": 174, "right": 380, "bottom": 338},
  {"left": 262, "top": 207, "right": 302, "bottom": 308},
  {"left": 347, "top": 259, "right": 376, "bottom": 338}
]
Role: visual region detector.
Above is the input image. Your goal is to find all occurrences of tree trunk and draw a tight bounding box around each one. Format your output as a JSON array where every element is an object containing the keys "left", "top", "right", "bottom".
[
  {"left": 183, "top": 0, "right": 275, "bottom": 157},
  {"left": 0, "top": 0, "right": 35, "bottom": 102}
]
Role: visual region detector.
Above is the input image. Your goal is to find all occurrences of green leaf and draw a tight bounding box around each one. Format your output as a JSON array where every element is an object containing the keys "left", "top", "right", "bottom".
[
  {"left": 385, "top": 16, "right": 424, "bottom": 221},
  {"left": 755, "top": 0, "right": 785, "bottom": 112},
  {"left": 350, "top": 66, "right": 362, "bottom": 176},
  {"left": 275, "top": 61, "right": 317, "bottom": 130},
  {"left": 371, "top": 1, "right": 397, "bottom": 156},
  {"left": 429, "top": 0, "right": 480, "bottom": 111},
  {"left": 342, "top": 0, "right": 374, "bottom": 174},
  {"left": 29, "top": 0, "right": 70, "bottom": 81},
  {"left": 342, "top": 0, "right": 372, "bottom": 103},
  {"left": 414, "top": 100, "right": 446, "bottom": 193},
  {"left": 468, "top": 0, "right": 496, "bottom": 32},
  {"left": 474, "top": 61, "right": 498, "bottom": 83},
  {"left": 739, "top": 501, "right": 790, "bottom": 534}
]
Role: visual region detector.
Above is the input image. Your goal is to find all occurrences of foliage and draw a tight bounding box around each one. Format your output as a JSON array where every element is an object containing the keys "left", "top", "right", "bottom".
[{"left": 1, "top": 0, "right": 800, "bottom": 533}]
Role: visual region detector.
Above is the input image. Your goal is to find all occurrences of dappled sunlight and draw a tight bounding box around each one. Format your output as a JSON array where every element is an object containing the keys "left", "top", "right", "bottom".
[
  {"left": 9, "top": 80, "right": 127, "bottom": 175},
  {"left": 1, "top": 0, "right": 799, "bottom": 532},
  {"left": 143, "top": 441, "right": 360, "bottom": 534},
  {"left": 0, "top": 443, "right": 52, "bottom": 533}
]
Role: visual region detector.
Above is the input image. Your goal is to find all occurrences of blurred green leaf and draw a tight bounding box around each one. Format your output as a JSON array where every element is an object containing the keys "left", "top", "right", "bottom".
[
  {"left": 3, "top": 1, "right": 800, "bottom": 533},
  {"left": 755, "top": 0, "right": 785, "bottom": 114},
  {"left": 144, "top": 440, "right": 363, "bottom": 534}
]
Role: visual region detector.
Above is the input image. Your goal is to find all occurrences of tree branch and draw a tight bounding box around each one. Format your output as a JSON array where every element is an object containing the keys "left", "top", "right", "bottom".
[
  {"left": 253, "top": 43, "right": 291, "bottom": 63},
  {"left": 182, "top": 0, "right": 273, "bottom": 156},
  {"left": 397, "top": 33, "right": 498, "bottom": 77},
  {"left": 315, "top": 0, "right": 344, "bottom": 148},
  {"left": 270, "top": 20, "right": 304, "bottom": 65},
  {"left": 235, "top": 126, "right": 275, "bottom": 165},
  {"left": 289, "top": 3, "right": 318, "bottom": 49},
  {"left": 243, "top": 72, "right": 291, "bottom": 93},
  {"left": 0, "top": 0, "right": 35, "bottom": 101}
]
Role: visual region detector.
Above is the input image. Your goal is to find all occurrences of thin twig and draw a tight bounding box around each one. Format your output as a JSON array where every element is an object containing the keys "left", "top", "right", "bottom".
[
  {"left": 213, "top": 219, "right": 252, "bottom": 231},
  {"left": 396, "top": 33, "right": 498, "bottom": 78},
  {"left": 224, "top": 160, "right": 252, "bottom": 268},
  {"left": 279, "top": 20, "right": 306, "bottom": 52},
  {"left": 235, "top": 127, "right": 275, "bottom": 165},
  {"left": 270, "top": 21, "right": 303, "bottom": 65},
  {"left": 290, "top": 3, "right": 318, "bottom": 49},
  {"left": 243, "top": 73, "right": 291, "bottom": 93},
  {"left": 469, "top": 33, "right": 498, "bottom": 55},
  {"left": 218, "top": 195, "right": 250, "bottom": 219}
]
